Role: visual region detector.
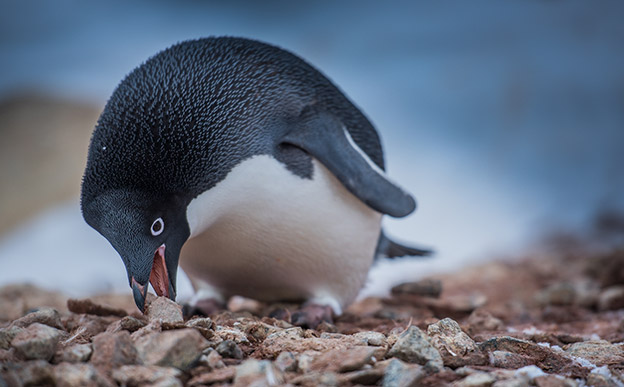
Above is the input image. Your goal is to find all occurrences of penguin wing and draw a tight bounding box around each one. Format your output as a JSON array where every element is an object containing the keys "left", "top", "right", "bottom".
[{"left": 280, "top": 107, "right": 416, "bottom": 218}]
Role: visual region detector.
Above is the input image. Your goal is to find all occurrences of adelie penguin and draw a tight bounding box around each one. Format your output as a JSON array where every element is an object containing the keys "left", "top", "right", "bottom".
[{"left": 81, "top": 37, "right": 430, "bottom": 327}]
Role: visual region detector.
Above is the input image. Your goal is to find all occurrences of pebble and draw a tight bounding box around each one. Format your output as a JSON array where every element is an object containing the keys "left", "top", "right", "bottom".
[
  {"left": 67, "top": 298, "right": 127, "bottom": 317},
  {"left": 106, "top": 316, "right": 146, "bottom": 333},
  {"left": 227, "top": 295, "right": 263, "bottom": 314},
  {"left": 597, "top": 285, "right": 624, "bottom": 311},
  {"left": 205, "top": 348, "right": 226, "bottom": 369},
  {"left": 536, "top": 282, "right": 577, "bottom": 306},
  {"left": 112, "top": 365, "right": 182, "bottom": 387},
  {"left": 466, "top": 310, "right": 505, "bottom": 333},
  {"left": 3, "top": 360, "right": 54, "bottom": 386},
  {"left": 387, "top": 325, "right": 444, "bottom": 371},
  {"left": 427, "top": 318, "right": 486, "bottom": 367},
  {"left": 382, "top": 358, "right": 426, "bottom": 387},
  {"left": 53, "top": 362, "right": 113, "bottom": 387},
  {"left": 244, "top": 321, "right": 282, "bottom": 342},
  {"left": 187, "top": 367, "right": 235, "bottom": 386},
  {"left": 90, "top": 331, "right": 139, "bottom": 369},
  {"left": 311, "top": 346, "right": 384, "bottom": 373},
  {"left": 135, "top": 328, "right": 207, "bottom": 370},
  {"left": 488, "top": 350, "right": 534, "bottom": 369},
  {"left": 275, "top": 351, "right": 297, "bottom": 372},
  {"left": 234, "top": 359, "right": 285, "bottom": 385},
  {"left": 185, "top": 317, "right": 216, "bottom": 340},
  {"left": 11, "top": 322, "right": 64, "bottom": 361},
  {"left": 56, "top": 343, "right": 92, "bottom": 363},
  {"left": 0, "top": 326, "right": 24, "bottom": 350},
  {"left": 216, "top": 339, "right": 244, "bottom": 359},
  {"left": 564, "top": 340, "right": 624, "bottom": 366},
  {"left": 146, "top": 297, "right": 184, "bottom": 324},
  {"left": 453, "top": 372, "right": 496, "bottom": 387},
  {"left": 391, "top": 279, "right": 443, "bottom": 298},
  {"left": 354, "top": 331, "right": 388, "bottom": 347},
  {"left": 10, "top": 307, "right": 64, "bottom": 330},
  {"left": 534, "top": 374, "right": 577, "bottom": 387}
]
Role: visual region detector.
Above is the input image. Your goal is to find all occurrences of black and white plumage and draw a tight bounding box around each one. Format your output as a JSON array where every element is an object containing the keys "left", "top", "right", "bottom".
[{"left": 81, "top": 37, "right": 429, "bottom": 315}]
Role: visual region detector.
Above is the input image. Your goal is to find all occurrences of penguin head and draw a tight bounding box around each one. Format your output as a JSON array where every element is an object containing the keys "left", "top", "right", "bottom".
[{"left": 82, "top": 189, "right": 190, "bottom": 311}]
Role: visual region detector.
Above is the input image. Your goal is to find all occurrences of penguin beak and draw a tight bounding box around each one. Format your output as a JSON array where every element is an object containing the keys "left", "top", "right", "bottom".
[{"left": 131, "top": 244, "right": 176, "bottom": 312}]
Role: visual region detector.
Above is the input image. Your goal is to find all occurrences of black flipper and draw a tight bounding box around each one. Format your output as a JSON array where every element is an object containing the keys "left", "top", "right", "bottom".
[
  {"left": 281, "top": 107, "right": 416, "bottom": 218},
  {"left": 376, "top": 231, "right": 433, "bottom": 259}
]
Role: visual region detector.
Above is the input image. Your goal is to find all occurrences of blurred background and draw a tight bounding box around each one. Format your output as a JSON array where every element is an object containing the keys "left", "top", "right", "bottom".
[{"left": 1, "top": 1, "right": 623, "bottom": 300}]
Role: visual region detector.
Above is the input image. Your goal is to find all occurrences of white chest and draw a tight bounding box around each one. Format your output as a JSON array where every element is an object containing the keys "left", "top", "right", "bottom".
[{"left": 181, "top": 155, "right": 382, "bottom": 313}]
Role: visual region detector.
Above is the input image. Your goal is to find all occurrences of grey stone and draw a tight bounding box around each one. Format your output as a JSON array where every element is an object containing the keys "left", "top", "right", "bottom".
[
  {"left": 354, "top": 331, "right": 387, "bottom": 346},
  {"left": 311, "top": 346, "right": 384, "bottom": 373},
  {"left": 0, "top": 326, "right": 24, "bottom": 350},
  {"left": 391, "top": 279, "right": 443, "bottom": 298},
  {"left": 135, "top": 328, "right": 207, "bottom": 370},
  {"left": 235, "top": 359, "right": 285, "bottom": 385},
  {"left": 275, "top": 351, "right": 298, "bottom": 372},
  {"left": 8, "top": 360, "right": 54, "bottom": 386},
  {"left": 11, "top": 307, "right": 64, "bottom": 330},
  {"left": 11, "top": 322, "right": 64, "bottom": 361},
  {"left": 56, "top": 343, "right": 92, "bottom": 363},
  {"left": 387, "top": 325, "right": 443, "bottom": 371},
  {"left": 205, "top": 348, "right": 226, "bottom": 369},
  {"left": 91, "top": 331, "right": 139, "bottom": 369},
  {"left": 598, "top": 285, "right": 624, "bottom": 311},
  {"left": 453, "top": 372, "right": 496, "bottom": 387},
  {"left": 565, "top": 340, "right": 624, "bottom": 366},
  {"left": 53, "top": 362, "right": 114, "bottom": 387},
  {"left": 146, "top": 296, "right": 184, "bottom": 324},
  {"left": 427, "top": 318, "right": 486, "bottom": 367},
  {"left": 216, "top": 339, "right": 243, "bottom": 359},
  {"left": 112, "top": 365, "right": 182, "bottom": 387},
  {"left": 382, "top": 358, "right": 425, "bottom": 387},
  {"left": 105, "top": 316, "right": 146, "bottom": 333}
]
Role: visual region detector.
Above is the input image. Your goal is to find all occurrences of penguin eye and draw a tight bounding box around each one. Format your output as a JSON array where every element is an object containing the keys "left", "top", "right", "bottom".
[{"left": 151, "top": 218, "right": 164, "bottom": 236}]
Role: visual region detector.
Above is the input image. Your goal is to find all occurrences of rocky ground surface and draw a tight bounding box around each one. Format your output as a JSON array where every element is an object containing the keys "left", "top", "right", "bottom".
[{"left": 1, "top": 245, "right": 623, "bottom": 386}]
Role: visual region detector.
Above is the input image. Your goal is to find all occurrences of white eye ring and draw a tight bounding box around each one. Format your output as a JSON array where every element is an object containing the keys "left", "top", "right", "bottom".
[{"left": 151, "top": 218, "right": 164, "bottom": 236}]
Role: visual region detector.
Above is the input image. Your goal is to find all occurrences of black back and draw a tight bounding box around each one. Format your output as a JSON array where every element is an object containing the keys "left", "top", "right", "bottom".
[{"left": 82, "top": 37, "right": 385, "bottom": 204}]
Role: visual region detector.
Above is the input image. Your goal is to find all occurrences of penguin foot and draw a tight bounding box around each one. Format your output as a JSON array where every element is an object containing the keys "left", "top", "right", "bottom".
[
  {"left": 182, "top": 298, "right": 225, "bottom": 319},
  {"left": 291, "top": 304, "right": 334, "bottom": 329}
]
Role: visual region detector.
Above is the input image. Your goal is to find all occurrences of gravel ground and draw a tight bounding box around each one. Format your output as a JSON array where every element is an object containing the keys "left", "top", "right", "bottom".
[{"left": 1, "top": 246, "right": 623, "bottom": 386}]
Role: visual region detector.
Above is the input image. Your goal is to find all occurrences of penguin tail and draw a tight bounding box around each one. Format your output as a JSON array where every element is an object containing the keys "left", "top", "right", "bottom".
[{"left": 376, "top": 231, "right": 433, "bottom": 259}]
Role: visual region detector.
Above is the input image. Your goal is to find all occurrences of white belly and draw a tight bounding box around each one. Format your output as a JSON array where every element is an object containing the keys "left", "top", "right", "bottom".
[{"left": 180, "top": 155, "right": 382, "bottom": 314}]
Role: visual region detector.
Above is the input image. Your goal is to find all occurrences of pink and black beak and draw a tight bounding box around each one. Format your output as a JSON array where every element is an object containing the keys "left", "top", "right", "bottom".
[{"left": 131, "top": 244, "right": 177, "bottom": 312}]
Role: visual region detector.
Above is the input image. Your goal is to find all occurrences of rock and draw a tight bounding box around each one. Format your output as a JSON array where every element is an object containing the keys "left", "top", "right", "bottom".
[
  {"left": 479, "top": 336, "right": 589, "bottom": 378},
  {"left": 187, "top": 367, "right": 235, "bottom": 386},
  {"left": 227, "top": 295, "right": 263, "bottom": 314},
  {"left": 91, "top": 331, "right": 139, "bottom": 369},
  {"left": 290, "top": 371, "right": 340, "bottom": 387},
  {"left": 598, "top": 286, "right": 624, "bottom": 311},
  {"left": 5, "top": 360, "right": 54, "bottom": 386},
  {"left": 10, "top": 307, "right": 64, "bottom": 330},
  {"left": 536, "top": 282, "right": 577, "bottom": 306},
  {"left": 382, "top": 358, "right": 426, "bottom": 387},
  {"left": 564, "top": 340, "right": 624, "bottom": 366},
  {"left": 488, "top": 350, "right": 535, "bottom": 369},
  {"left": 11, "top": 322, "right": 64, "bottom": 361},
  {"left": 216, "top": 339, "right": 244, "bottom": 359},
  {"left": 234, "top": 359, "right": 285, "bottom": 385},
  {"left": 214, "top": 325, "right": 249, "bottom": 344},
  {"left": 354, "top": 331, "right": 388, "bottom": 347},
  {"left": 105, "top": 316, "right": 146, "bottom": 333},
  {"left": 586, "top": 366, "right": 622, "bottom": 387},
  {"left": 63, "top": 314, "right": 114, "bottom": 345},
  {"left": 146, "top": 297, "right": 184, "bottom": 324},
  {"left": 0, "top": 326, "right": 24, "bottom": 350},
  {"left": 275, "top": 351, "right": 298, "bottom": 372},
  {"left": 185, "top": 317, "right": 216, "bottom": 341},
  {"left": 492, "top": 379, "right": 530, "bottom": 387},
  {"left": 391, "top": 279, "right": 443, "bottom": 298},
  {"left": 311, "top": 346, "right": 384, "bottom": 373},
  {"left": 244, "top": 321, "right": 282, "bottom": 342},
  {"left": 453, "top": 372, "right": 496, "bottom": 387},
  {"left": 427, "top": 318, "right": 487, "bottom": 368},
  {"left": 534, "top": 375, "right": 577, "bottom": 387},
  {"left": 112, "top": 365, "right": 182, "bottom": 387},
  {"left": 135, "top": 328, "right": 207, "bottom": 370},
  {"left": 67, "top": 298, "right": 127, "bottom": 317},
  {"left": 53, "top": 363, "right": 114, "bottom": 387},
  {"left": 259, "top": 326, "right": 363, "bottom": 358},
  {"left": 297, "top": 352, "right": 316, "bottom": 373},
  {"left": 340, "top": 366, "right": 386, "bottom": 385},
  {"left": 56, "top": 343, "right": 92, "bottom": 363},
  {"left": 466, "top": 310, "right": 504, "bottom": 333},
  {"left": 387, "top": 325, "right": 443, "bottom": 371},
  {"left": 204, "top": 348, "right": 226, "bottom": 369}
]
